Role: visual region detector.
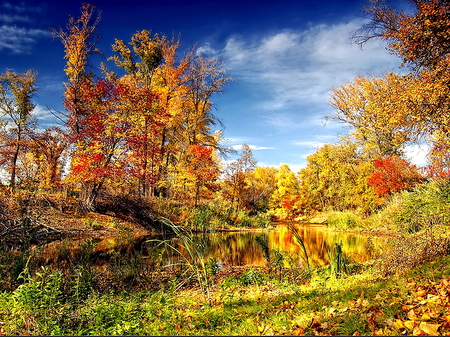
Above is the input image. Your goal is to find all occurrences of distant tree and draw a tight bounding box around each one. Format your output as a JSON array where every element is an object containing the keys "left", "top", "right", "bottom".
[
  {"left": 298, "top": 140, "right": 378, "bottom": 215},
  {"left": 30, "top": 126, "right": 68, "bottom": 189},
  {"left": 243, "top": 166, "right": 278, "bottom": 213},
  {"left": 329, "top": 73, "right": 419, "bottom": 157},
  {"left": 269, "top": 164, "right": 301, "bottom": 219},
  {"left": 0, "top": 70, "right": 37, "bottom": 189},
  {"left": 223, "top": 144, "right": 257, "bottom": 211}
]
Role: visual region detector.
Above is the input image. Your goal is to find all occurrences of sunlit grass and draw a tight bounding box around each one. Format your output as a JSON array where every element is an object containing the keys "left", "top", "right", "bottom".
[{"left": 1, "top": 251, "right": 450, "bottom": 335}]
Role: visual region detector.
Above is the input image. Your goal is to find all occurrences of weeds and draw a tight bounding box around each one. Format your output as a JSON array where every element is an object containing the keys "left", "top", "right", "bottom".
[
  {"left": 149, "top": 218, "right": 218, "bottom": 303},
  {"left": 329, "top": 242, "right": 347, "bottom": 278}
]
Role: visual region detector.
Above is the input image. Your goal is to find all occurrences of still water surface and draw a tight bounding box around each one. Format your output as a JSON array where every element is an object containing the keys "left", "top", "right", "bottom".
[{"left": 143, "top": 223, "right": 384, "bottom": 268}]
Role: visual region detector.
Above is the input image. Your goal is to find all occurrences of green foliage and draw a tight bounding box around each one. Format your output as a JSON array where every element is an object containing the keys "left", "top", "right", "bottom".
[
  {"left": 76, "top": 294, "right": 144, "bottom": 335},
  {"left": 151, "top": 218, "right": 216, "bottom": 303},
  {"left": 1, "top": 266, "right": 66, "bottom": 335},
  {"left": 238, "top": 268, "right": 268, "bottom": 286},
  {"left": 324, "top": 211, "right": 365, "bottom": 229},
  {"left": 71, "top": 266, "right": 95, "bottom": 303},
  {"left": 393, "top": 180, "right": 450, "bottom": 233}
]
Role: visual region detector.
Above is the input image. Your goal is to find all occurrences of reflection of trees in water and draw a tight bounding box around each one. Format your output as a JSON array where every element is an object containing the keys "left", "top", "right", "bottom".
[
  {"left": 268, "top": 224, "right": 384, "bottom": 266},
  {"left": 143, "top": 224, "right": 385, "bottom": 269}
]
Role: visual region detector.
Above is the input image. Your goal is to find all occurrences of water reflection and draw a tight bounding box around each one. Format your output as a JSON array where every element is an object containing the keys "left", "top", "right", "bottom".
[{"left": 144, "top": 223, "right": 384, "bottom": 268}]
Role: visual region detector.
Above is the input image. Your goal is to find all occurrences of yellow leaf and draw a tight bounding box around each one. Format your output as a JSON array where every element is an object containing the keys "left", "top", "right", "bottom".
[
  {"left": 404, "top": 320, "right": 417, "bottom": 330},
  {"left": 419, "top": 322, "right": 441, "bottom": 335},
  {"left": 407, "top": 309, "right": 418, "bottom": 320},
  {"left": 394, "top": 319, "right": 405, "bottom": 330},
  {"left": 374, "top": 328, "right": 384, "bottom": 335}
]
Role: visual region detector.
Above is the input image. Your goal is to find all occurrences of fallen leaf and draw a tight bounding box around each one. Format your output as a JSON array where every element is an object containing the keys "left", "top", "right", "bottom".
[
  {"left": 407, "top": 309, "right": 418, "bottom": 320},
  {"left": 291, "top": 327, "right": 305, "bottom": 336},
  {"left": 402, "top": 304, "right": 415, "bottom": 311},
  {"left": 412, "top": 325, "right": 422, "bottom": 336},
  {"left": 374, "top": 328, "right": 384, "bottom": 335},
  {"left": 419, "top": 322, "right": 441, "bottom": 335},
  {"left": 394, "top": 319, "right": 405, "bottom": 330},
  {"left": 404, "top": 320, "right": 417, "bottom": 330},
  {"left": 352, "top": 331, "right": 359, "bottom": 336},
  {"left": 414, "top": 290, "right": 427, "bottom": 298}
]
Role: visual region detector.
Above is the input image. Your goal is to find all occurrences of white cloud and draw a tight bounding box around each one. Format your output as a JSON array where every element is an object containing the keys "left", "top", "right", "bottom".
[
  {"left": 292, "top": 141, "right": 326, "bottom": 148},
  {"left": 0, "top": 25, "right": 50, "bottom": 54},
  {"left": 0, "top": 14, "right": 30, "bottom": 23},
  {"left": 201, "top": 19, "right": 402, "bottom": 133},
  {"left": 33, "top": 104, "right": 53, "bottom": 120},
  {"left": 230, "top": 144, "right": 275, "bottom": 151}
]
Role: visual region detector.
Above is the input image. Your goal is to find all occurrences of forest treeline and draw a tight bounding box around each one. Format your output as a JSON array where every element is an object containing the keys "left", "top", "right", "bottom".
[{"left": 1, "top": 0, "right": 450, "bottom": 229}]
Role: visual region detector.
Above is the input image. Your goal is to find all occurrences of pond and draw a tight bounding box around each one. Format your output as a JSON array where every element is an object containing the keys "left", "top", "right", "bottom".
[
  {"left": 36, "top": 222, "right": 385, "bottom": 273},
  {"left": 141, "top": 223, "right": 385, "bottom": 269}
]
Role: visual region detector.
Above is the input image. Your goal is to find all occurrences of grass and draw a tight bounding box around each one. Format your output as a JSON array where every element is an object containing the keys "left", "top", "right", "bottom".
[{"left": 1, "top": 252, "right": 450, "bottom": 335}]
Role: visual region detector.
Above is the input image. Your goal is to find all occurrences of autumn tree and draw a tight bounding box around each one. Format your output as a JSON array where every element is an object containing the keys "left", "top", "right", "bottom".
[
  {"left": 163, "top": 52, "right": 231, "bottom": 198},
  {"left": 109, "top": 31, "right": 231, "bottom": 198},
  {"left": 368, "top": 155, "right": 424, "bottom": 200},
  {"left": 222, "top": 144, "right": 257, "bottom": 212},
  {"left": 170, "top": 144, "right": 220, "bottom": 206},
  {"left": 109, "top": 31, "right": 168, "bottom": 197},
  {"left": 354, "top": 0, "right": 450, "bottom": 72},
  {"left": 329, "top": 73, "right": 422, "bottom": 157},
  {"left": 354, "top": 0, "right": 450, "bottom": 170},
  {"left": 29, "top": 127, "right": 68, "bottom": 190},
  {"left": 298, "top": 139, "right": 378, "bottom": 215},
  {"left": 269, "top": 164, "right": 301, "bottom": 219},
  {"left": 0, "top": 70, "right": 37, "bottom": 189},
  {"left": 53, "top": 3, "right": 101, "bottom": 135},
  {"left": 423, "top": 137, "right": 450, "bottom": 179},
  {"left": 243, "top": 166, "right": 278, "bottom": 213}
]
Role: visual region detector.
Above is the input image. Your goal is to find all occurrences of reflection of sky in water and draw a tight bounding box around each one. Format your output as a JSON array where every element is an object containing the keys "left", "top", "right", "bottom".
[{"left": 148, "top": 224, "right": 385, "bottom": 268}]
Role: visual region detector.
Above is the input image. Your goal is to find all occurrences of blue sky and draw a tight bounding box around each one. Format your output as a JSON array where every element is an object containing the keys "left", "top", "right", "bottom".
[{"left": 0, "top": 0, "right": 426, "bottom": 172}]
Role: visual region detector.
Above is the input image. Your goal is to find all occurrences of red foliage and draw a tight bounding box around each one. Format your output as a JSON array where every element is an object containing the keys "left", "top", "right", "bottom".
[
  {"left": 368, "top": 155, "right": 424, "bottom": 197},
  {"left": 187, "top": 144, "right": 219, "bottom": 183}
]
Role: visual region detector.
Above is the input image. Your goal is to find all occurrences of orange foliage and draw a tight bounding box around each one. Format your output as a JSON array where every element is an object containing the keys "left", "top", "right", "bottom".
[{"left": 368, "top": 155, "right": 423, "bottom": 198}]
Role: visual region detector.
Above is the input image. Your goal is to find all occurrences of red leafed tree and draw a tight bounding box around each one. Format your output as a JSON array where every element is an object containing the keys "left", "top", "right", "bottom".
[
  {"left": 368, "top": 155, "right": 424, "bottom": 198},
  {"left": 119, "top": 76, "right": 167, "bottom": 197},
  {"left": 186, "top": 144, "right": 220, "bottom": 206},
  {"left": 65, "top": 78, "right": 132, "bottom": 209}
]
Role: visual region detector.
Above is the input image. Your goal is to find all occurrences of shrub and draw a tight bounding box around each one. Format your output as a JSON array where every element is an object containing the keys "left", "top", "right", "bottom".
[
  {"left": 393, "top": 180, "right": 450, "bottom": 233},
  {"left": 325, "top": 211, "right": 365, "bottom": 229},
  {"left": 1, "top": 266, "right": 67, "bottom": 335},
  {"left": 378, "top": 233, "right": 450, "bottom": 276},
  {"left": 238, "top": 268, "right": 268, "bottom": 286}
]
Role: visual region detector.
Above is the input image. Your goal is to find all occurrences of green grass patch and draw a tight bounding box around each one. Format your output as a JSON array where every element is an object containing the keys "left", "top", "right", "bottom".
[{"left": 1, "top": 254, "right": 450, "bottom": 335}]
